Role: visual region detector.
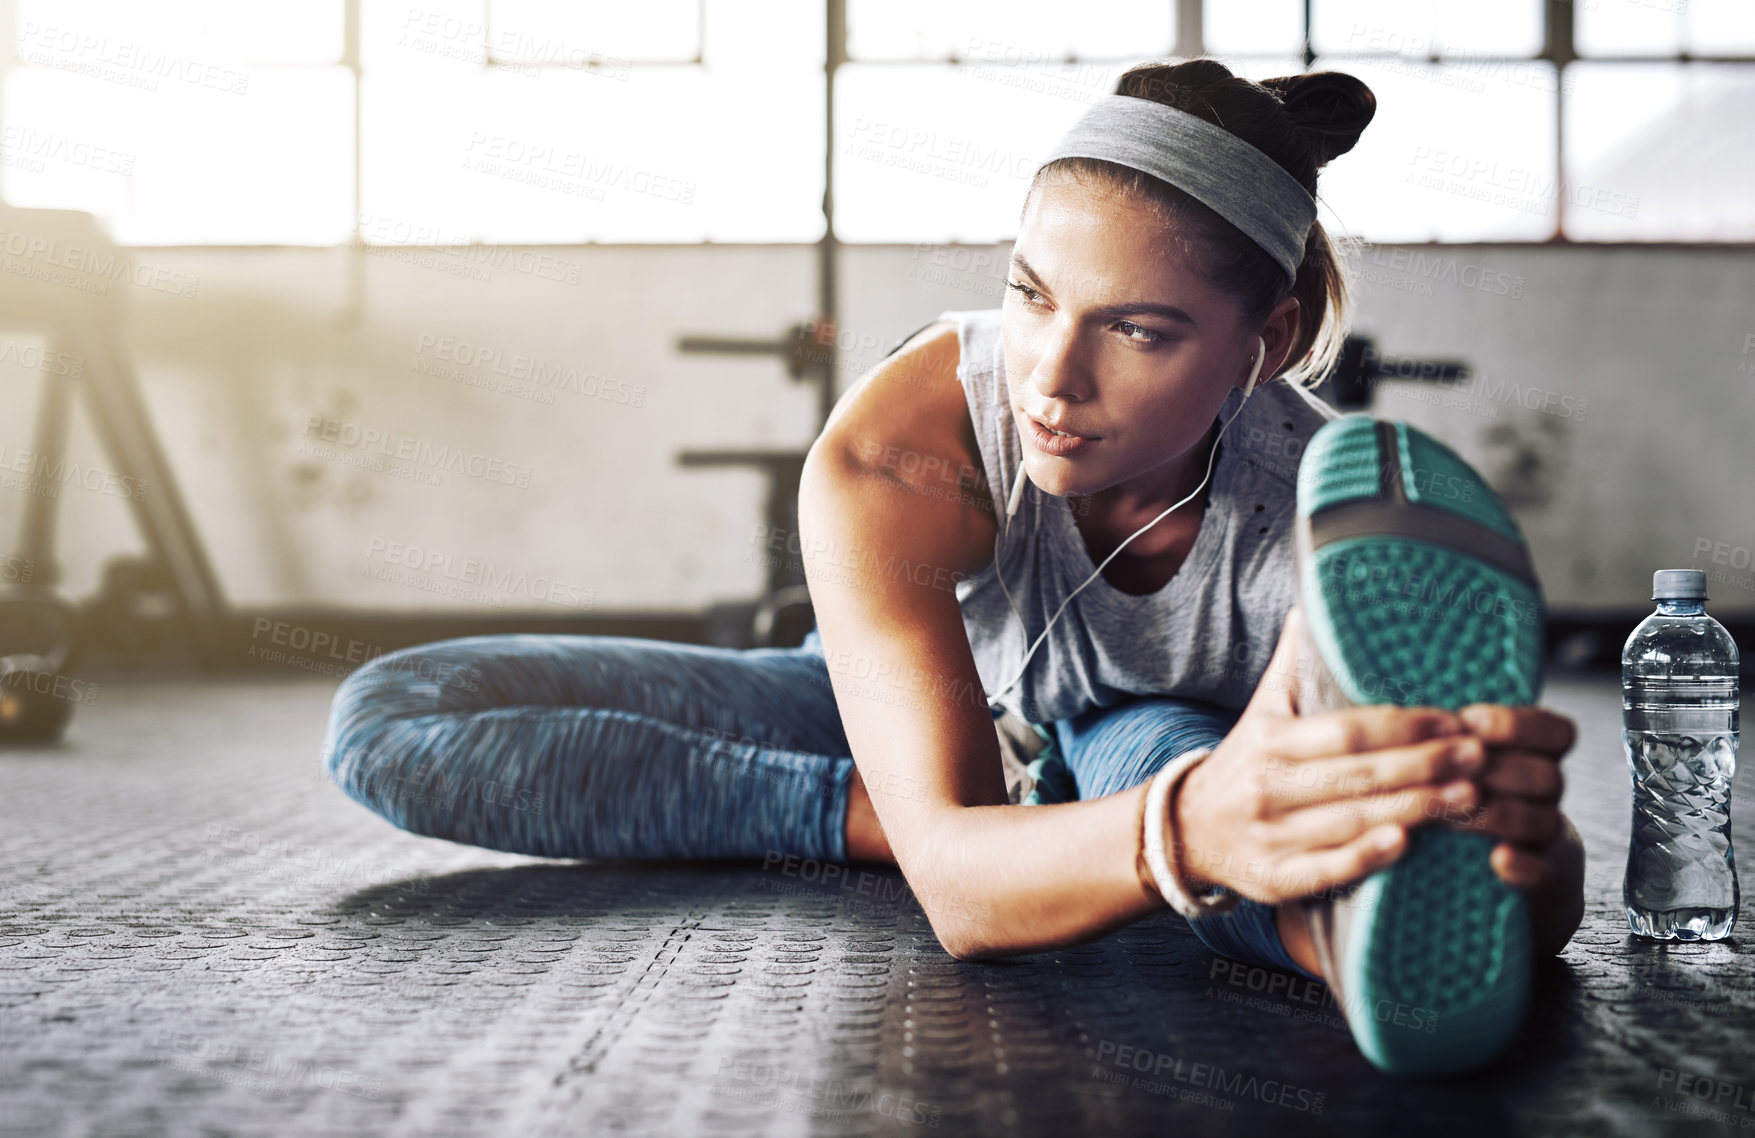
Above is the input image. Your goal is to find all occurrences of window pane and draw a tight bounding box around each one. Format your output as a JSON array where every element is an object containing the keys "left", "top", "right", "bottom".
[
  {"left": 361, "top": 65, "right": 822, "bottom": 243},
  {"left": 488, "top": 0, "right": 700, "bottom": 63},
  {"left": 1563, "top": 63, "right": 1755, "bottom": 240},
  {"left": 1308, "top": 57, "right": 1557, "bottom": 240},
  {"left": 16, "top": 0, "right": 344, "bottom": 67},
  {"left": 701, "top": 0, "right": 825, "bottom": 71},
  {"left": 1434, "top": 0, "right": 1542, "bottom": 55},
  {"left": 1206, "top": 0, "right": 1304, "bottom": 56},
  {"left": 0, "top": 72, "right": 140, "bottom": 225},
  {"left": 1313, "top": 0, "right": 1541, "bottom": 57},
  {"left": 1575, "top": 0, "right": 1682, "bottom": 56},
  {"left": 1314, "top": 0, "right": 1434, "bottom": 56},
  {"left": 1688, "top": 0, "right": 1755, "bottom": 54},
  {"left": 834, "top": 62, "right": 1125, "bottom": 243},
  {"left": 3, "top": 65, "right": 354, "bottom": 244},
  {"left": 364, "top": 0, "right": 815, "bottom": 74},
  {"left": 362, "top": 0, "right": 488, "bottom": 73},
  {"left": 846, "top": 0, "right": 1173, "bottom": 61}
]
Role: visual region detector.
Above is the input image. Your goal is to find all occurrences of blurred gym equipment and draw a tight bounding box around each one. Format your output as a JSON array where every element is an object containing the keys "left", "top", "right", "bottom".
[{"left": 0, "top": 206, "right": 229, "bottom": 739}]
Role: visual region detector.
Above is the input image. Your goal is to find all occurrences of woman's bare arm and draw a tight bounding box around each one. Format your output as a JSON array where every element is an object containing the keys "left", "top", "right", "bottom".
[{"left": 799, "top": 322, "right": 1165, "bottom": 960}]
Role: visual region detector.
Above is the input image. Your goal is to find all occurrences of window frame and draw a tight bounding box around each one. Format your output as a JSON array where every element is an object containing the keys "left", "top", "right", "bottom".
[
  {"left": 837, "top": 0, "right": 1755, "bottom": 248},
  {"left": 3, "top": 0, "right": 1749, "bottom": 248}
]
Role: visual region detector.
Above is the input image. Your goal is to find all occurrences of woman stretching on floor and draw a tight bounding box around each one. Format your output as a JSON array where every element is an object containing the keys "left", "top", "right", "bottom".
[{"left": 324, "top": 59, "right": 1585, "bottom": 1076}]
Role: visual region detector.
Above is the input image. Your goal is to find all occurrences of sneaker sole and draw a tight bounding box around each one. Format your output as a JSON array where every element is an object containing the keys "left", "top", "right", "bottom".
[{"left": 1295, "top": 416, "right": 1544, "bottom": 1077}]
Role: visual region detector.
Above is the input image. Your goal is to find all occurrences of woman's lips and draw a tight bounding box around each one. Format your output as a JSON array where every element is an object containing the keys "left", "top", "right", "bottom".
[{"left": 1025, "top": 413, "right": 1095, "bottom": 456}]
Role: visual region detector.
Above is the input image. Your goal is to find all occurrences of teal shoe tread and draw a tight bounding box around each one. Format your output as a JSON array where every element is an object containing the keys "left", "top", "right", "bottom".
[
  {"left": 1297, "top": 415, "right": 1382, "bottom": 515},
  {"left": 1398, "top": 425, "right": 1521, "bottom": 542},
  {"left": 1297, "top": 416, "right": 1541, "bottom": 1077},
  {"left": 1342, "top": 828, "right": 1534, "bottom": 1076},
  {"left": 1299, "top": 417, "right": 1525, "bottom": 547},
  {"left": 1306, "top": 535, "right": 1544, "bottom": 711}
]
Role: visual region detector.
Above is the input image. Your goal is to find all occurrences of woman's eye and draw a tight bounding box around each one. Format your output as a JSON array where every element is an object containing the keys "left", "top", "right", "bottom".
[
  {"left": 1006, "top": 280, "right": 1043, "bottom": 305},
  {"left": 1116, "top": 320, "right": 1163, "bottom": 344}
]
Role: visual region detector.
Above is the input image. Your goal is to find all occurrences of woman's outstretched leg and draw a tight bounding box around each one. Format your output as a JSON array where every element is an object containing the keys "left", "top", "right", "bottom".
[{"left": 322, "top": 630, "right": 858, "bottom": 864}]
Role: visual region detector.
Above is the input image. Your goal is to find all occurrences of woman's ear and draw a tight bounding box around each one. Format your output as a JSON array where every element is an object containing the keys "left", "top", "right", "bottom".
[{"left": 1259, "top": 296, "right": 1302, "bottom": 379}]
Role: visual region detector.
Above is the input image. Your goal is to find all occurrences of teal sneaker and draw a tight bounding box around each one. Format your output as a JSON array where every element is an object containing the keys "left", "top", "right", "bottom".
[{"left": 1291, "top": 415, "right": 1545, "bottom": 1077}]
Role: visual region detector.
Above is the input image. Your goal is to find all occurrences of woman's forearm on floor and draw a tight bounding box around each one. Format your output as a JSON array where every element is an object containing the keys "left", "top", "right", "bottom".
[
  {"left": 899, "top": 797, "right": 1587, "bottom": 963},
  {"left": 902, "top": 784, "right": 1166, "bottom": 961}
]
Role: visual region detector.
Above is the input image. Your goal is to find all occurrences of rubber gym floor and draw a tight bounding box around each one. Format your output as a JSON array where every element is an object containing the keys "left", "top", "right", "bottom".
[{"left": 1, "top": 671, "right": 1750, "bottom": 1137}]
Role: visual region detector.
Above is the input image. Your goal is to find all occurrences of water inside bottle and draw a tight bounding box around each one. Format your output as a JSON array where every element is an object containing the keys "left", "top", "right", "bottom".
[{"left": 1623, "top": 673, "right": 1740, "bottom": 940}]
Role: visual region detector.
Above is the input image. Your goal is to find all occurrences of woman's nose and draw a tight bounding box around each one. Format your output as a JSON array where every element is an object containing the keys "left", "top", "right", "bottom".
[{"left": 1023, "top": 325, "right": 1094, "bottom": 402}]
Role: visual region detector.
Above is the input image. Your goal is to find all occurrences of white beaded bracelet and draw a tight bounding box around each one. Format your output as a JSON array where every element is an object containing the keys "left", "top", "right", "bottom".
[{"left": 1141, "top": 746, "right": 1239, "bottom": 920}]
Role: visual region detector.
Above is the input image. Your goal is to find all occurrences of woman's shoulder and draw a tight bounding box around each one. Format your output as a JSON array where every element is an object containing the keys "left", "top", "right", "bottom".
[{"left": 814, "top": 313, "right": 989, "bottom": 518}]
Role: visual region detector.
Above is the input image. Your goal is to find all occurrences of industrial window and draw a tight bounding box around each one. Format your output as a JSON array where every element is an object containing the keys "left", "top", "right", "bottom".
[
  {"left": 2, "top": 1, "right": 1748, "bottom": 245},
  {"left": 1, "top": 0, "right": 826, "bottom": 245}
]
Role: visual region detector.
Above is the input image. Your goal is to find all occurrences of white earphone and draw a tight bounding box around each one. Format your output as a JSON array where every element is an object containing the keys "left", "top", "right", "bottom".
[{"left": 985, "top": 335, "right": 1269, "bottom": 712}]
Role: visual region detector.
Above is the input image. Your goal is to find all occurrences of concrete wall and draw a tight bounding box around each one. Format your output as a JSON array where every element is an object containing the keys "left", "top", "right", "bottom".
[{"left": 0, "top": 239, "right": 1749, "bottom": 620}]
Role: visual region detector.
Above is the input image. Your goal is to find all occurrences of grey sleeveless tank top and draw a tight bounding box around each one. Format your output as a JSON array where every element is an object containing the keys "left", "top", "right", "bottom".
[{"left": 936, "top": 306, "right": 1343, "bottom": 725}]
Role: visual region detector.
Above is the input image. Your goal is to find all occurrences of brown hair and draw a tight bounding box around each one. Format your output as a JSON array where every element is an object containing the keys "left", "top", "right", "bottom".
[{"left": 1023, "top": 58, "right": 1377, "bottom": 390}]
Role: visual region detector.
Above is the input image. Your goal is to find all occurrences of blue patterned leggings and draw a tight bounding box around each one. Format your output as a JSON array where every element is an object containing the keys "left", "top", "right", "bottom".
[{"left": 322, "top": 626, "right": 1316, "bottom": 980}]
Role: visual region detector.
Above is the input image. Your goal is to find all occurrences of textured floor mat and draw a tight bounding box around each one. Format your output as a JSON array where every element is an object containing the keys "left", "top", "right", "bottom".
[{"left": 0, "top": 674, "right": 1751, "bottom": 1136}]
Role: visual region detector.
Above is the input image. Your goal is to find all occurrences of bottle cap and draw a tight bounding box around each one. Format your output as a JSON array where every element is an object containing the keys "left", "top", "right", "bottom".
[{"left": 1652, "top": 569, "right": 1707, "bottom": 601}]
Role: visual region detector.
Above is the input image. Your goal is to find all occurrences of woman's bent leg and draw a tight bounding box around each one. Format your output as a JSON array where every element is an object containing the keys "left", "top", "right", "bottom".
[
  {"left": 322, "top": 631, "right": 856, "bottom": 864},
  {"left": 1050, "top": 696, "right": 1322, "bottom": 982}
]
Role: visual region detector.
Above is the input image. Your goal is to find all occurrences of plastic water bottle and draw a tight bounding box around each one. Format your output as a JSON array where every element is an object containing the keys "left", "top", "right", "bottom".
[{"left": 1622, "top": 569, "right": 1741, "bottom": 940}]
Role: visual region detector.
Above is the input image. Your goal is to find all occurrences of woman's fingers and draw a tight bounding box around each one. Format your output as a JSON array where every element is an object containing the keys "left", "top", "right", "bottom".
[
  {"left": 1257, "top": 780, "right": 1478, "bottom": 849},
  {"left": 1200, "top": 673, "right": 1581, "bottom": 904},
  {"left": 1266, "top": 704, "right": 1574, "bottom": 770},
  {"left": 1258, "top": 735, "right": 1485, "bottom": 815},
  {"left": 1268, "top": 704, "right": 1467, "bottom": 763},
  {"left": 1473, "top": 794, "right": 1564, "bottom": 847},
  {"left": 1244, "top": 827, "right": 1556, "bottom": 902},
  {"left": 1490, "top": 841, "right": 1549, "bottom": 889},
  {"left": 1480, "top": 748, "right": 1565, "bottom": 800},
  {"left": 1263, "top": 824, "right": 1409, "bottom": 900},
  {"left": 1459, "top": 704, "right": 1577, "bottom": 756}
]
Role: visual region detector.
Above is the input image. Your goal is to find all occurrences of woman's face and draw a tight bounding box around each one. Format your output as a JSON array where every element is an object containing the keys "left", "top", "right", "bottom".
[{"left": 1001, "top": 173, "right": 1297, "bottom": 506}]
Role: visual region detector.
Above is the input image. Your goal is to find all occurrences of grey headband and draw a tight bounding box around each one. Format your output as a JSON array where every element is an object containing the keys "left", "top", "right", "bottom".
[{"left": 1034, "top": 93, "right": 1317, "bottom": 285}]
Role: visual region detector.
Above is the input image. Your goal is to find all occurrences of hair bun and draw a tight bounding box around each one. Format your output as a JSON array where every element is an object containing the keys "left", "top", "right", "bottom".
[{"left": 1259, "top": 70, "right": 1376, "bottom": 168}]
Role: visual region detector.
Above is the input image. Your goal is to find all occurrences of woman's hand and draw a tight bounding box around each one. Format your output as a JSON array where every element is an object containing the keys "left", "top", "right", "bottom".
[
  {"left": 1450, "top": 703, "right": 1576, "bottom": 890},
  {"left": 1173, "top": 703, "right": 1480, "bottom": 905},
  {"left": 1167, "top": 605, "right": 1578, "bottom": 904}
]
